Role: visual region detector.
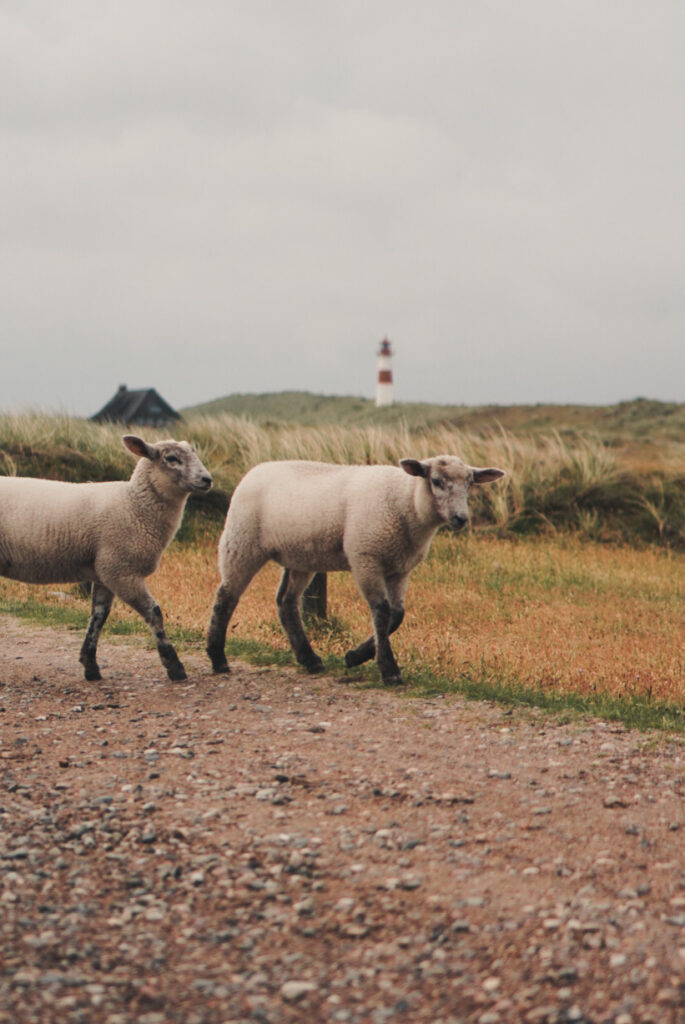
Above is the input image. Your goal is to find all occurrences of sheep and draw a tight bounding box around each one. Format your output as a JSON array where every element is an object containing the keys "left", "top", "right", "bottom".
[
  {"left": 206, "top": 455, "right": 505, "bottom": 685},
  {"left": 0, "top": 435, "right": 212, "bottom": 682}
]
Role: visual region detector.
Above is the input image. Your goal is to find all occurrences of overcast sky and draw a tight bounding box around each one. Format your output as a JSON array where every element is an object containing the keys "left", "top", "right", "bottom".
[{"left": 1, "top": 1, "right": 684, "bottom": 416}]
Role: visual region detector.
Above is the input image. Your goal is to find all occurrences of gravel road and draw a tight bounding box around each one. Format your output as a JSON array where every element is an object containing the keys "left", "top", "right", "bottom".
[{"left": 1, "top": 615, "right": 684, "bottom": 1024}]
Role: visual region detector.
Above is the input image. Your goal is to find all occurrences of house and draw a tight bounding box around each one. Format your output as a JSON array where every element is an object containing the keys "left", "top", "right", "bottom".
[{"left": 91, "top": 385, "right": 181, "bottom": 427}]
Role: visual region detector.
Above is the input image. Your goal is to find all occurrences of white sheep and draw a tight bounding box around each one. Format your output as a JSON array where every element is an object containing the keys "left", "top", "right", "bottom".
[
  {"left": 206, "top": 455, "right": 505, "bottom": 685},
  {"left": 0, "top": 435, "right": 212, "bottom": 682}
]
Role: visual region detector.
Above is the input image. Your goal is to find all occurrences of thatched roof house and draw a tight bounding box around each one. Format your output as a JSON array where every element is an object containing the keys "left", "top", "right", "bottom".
[{"left": 91, "top": 385, "right": 181, "bottom": 428}]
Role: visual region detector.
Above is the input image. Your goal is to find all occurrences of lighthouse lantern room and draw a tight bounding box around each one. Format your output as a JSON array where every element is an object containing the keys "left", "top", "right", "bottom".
[{"left": 375, "top": 337, "right": 394, "bottom": 407}]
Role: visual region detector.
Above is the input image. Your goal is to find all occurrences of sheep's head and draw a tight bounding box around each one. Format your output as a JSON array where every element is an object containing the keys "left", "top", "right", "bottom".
[
  {"left": 400, "top": 455, "right": 505, "bottom": 531},
  {"left": 123, "top": 436, "right": 213, "bottom": 495}
]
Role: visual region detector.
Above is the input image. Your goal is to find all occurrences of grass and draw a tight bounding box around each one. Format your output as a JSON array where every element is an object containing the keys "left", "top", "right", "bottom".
[
  {"left": 2, "top": 530, "right": 682, "bottom": 733},
  {"left": 2, "top": 410, "right": 685, "bottom": 546},
  {"left": 1, "top": 407, "right": 683, "bottom": 730}
]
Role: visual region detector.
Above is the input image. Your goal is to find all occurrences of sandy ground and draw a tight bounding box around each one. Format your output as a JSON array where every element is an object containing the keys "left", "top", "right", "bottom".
[{"left": 1, "top": 614, "right": 684, "bottom": 1024}]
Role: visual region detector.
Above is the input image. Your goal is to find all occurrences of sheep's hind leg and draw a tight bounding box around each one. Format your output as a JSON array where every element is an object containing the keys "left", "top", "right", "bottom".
[
  {"left": 206, "top": 583, "right": 241, "bottom": 673},
  {"left": 277, "top": 570, "right": 325, "bottom": 674},
  {"left": 206, "top": 556, "right": 265, "bottom": 673},
  {"left": 79, "top": 582, "right": 114, "bottom": 681},
  {"left": 108, "top": 576, "right": 187, "bottom": 682}
]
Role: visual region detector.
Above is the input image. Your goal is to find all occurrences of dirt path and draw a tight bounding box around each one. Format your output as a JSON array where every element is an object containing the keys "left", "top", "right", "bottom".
[{"left": 1, "top": 615, "right": 684, "bottom": 1024}]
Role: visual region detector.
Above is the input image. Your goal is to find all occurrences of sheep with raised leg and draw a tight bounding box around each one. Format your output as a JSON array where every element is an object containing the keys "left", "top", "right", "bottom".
[
  {"left": 0, "top": 435, "right": 212, "bottom": 682},
  {"left": 206, "top": 455, "right": 504, "bottom": 685}
]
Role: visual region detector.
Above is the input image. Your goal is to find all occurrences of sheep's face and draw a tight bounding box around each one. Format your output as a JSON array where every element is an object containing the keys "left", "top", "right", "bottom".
[
  {"left": 400, "top": 455, "right": 505, "bottom": 531},
  {"left": 124, "top": 436, "right": 213, "bottom": 495}
]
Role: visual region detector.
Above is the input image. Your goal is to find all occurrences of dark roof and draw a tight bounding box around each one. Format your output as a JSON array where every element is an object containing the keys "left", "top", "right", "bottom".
[{"left": 91, "top": 385, "right": 181, "bottom": 426}]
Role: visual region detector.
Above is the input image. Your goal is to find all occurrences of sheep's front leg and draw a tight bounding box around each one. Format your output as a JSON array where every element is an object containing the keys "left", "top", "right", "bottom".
[
  {"left": 353, "top": 564, "right": 404, "bottom": 685},
  {"left": 345, "top": 573, "right": 408, "bottom": 677},
  {"left": 345, "top": 607, "right": 404, "bottom": 668},
  {"left": 108, "top": 576, "right": 187, "bottom": 682},
  {"left": 277, "top": 569, "right": 325, "bottom": 674},
  {"left": 79, "top": 582, "right": 114, "bottom": 681},
  {"left": 370, "top": 598, "right": 403, "bottom": 685}
]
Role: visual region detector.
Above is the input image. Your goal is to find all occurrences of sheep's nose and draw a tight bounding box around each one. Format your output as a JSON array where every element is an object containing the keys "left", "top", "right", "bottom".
[
  {"left": 200, "top": 474, "right": 213, "bottom": 490},
  {"left": 451, "top": 513, "right": 469, "bottom": 530}
]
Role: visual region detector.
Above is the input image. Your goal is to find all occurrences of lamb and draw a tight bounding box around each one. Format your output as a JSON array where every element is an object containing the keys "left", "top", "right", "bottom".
[
  {"left": 206, "top": 455, "right": 505, "bottom": 685},
  {"left": 0, "top": 435, "right": 212, "bottom": 682}
]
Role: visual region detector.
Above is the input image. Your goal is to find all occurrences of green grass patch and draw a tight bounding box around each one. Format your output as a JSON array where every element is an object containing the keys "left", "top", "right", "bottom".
[
  {"left": 396, "top": 666, "right": 685, "bottom": 734},
  {"left": 283, "top": 639, "right": 684, "bottom": 733},
  {"left": 0, "top": 595, "right": 205, "bottom": 647},
  {"left": 224, "top": 637, "right": 305, "bottom": 670},
  {"left": 3, "top": 592, "right": 683, "bottom": 733},
  {"left": 0, "top": 595, "right": 89, "bottom": 632},
  {"left": 219, "top": 630, "right": 685, "bottom": 735}
]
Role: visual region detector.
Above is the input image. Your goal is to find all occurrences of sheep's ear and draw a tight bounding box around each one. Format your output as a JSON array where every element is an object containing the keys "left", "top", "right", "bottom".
[
  {"left": 122, "top": 435, "right": 157, "bottom": 460},
  {"left": 471, "top": 467, "right": 506, "bottom": 484},
  {"left": 400, "top": 458, "right": 430, "bottom": 478}
]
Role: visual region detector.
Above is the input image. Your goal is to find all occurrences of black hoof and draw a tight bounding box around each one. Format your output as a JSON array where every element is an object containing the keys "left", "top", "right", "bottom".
[
  {"left": 212, "top": 663, "right": 231, "bottom": 675},
  {"left": 345, "top": 641, "right": 375, "bottom": 668},
  {"left": 83, "top": 665, "right": 102, "bottom": 682},
  {"left": 304, "top": 658, "right": 325, "bottom": 675},
  {"left": 382, "top": 674, "right": 404, "bottom": 687},
  {"left": 207, "top": 645, "right": 230, "bottom": 673},
  {"left": 167, "top": 663, "right": 188, "bottom": 683}
]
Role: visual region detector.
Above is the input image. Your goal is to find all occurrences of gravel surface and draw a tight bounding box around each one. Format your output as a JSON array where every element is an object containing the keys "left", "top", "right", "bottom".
[{"left": 1, "top": 614, "right": 684, "bottom": 1024}]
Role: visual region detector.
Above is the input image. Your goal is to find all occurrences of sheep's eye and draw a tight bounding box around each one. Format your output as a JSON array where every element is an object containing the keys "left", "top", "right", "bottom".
[
  {"left": 432, "top": 477, "right": 444, "bottom": 489},
  {"left": 165, "top": 454, "right": 181, "bottom": 466}
]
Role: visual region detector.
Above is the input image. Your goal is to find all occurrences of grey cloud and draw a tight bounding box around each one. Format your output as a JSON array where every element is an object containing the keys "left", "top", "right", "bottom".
[{"left": 1, "top": 1, "right": 684, "bottom": 414}]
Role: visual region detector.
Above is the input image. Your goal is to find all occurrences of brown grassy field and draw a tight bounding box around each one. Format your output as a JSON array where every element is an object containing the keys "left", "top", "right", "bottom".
[{"left": 4, "top": 530, "right": 681, "bottom": 708}]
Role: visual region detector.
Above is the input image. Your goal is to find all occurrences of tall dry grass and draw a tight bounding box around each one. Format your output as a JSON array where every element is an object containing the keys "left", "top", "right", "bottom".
[{"left": 1, "top": 410, "right": 685, "bottom": 545}]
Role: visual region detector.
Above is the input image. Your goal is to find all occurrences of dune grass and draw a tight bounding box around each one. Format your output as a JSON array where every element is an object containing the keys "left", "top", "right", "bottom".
[{"left": 2, "top": 410, "right": 684, "bottom": 546}]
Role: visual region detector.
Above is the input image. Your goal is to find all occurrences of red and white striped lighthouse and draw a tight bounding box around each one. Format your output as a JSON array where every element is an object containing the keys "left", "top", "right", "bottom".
[{"left": 375, "top": 337, "right": 394, "bottom": 407}]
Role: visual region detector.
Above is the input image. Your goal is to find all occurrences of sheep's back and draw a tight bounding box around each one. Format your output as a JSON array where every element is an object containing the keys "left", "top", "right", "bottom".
[
  {"left": 226, "top": 461, "right": 415, "bottom": 572},
  {"left": 0, "top": 477, "right": 124, "bottom": 583}
]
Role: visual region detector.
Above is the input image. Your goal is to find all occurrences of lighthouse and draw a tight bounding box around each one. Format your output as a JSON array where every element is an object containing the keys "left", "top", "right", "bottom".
[{"left": 375, "top": 337, "right": 394, "bottom": 407}]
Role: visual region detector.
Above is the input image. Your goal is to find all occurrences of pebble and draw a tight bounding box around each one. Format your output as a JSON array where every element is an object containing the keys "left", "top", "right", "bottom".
[
  {"left": 664, "top": 913, "right": 685, "bottom": 927},
  {"left": 280, "top": 980, "right": 318, "bottom": 1001},
  {"left": 604, "top": 795, "right": 627, "bottom": 808},
  {"left": 399, "top": 874, "right": 422, "bottom": 890},
  {"left": 293, "top": 897, "right": 316, "bottom": 916}
]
